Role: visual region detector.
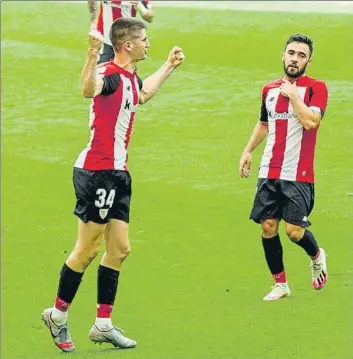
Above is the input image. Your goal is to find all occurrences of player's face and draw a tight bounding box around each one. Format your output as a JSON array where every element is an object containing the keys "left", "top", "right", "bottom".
[
  {"left": 130, "top": 29, "right": 150, "bottom": 61},
  {"left": 282, "top": 42, "right": 311, "bottom": 78}
]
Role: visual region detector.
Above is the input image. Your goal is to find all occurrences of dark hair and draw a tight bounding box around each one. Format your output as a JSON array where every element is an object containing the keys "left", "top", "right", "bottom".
[
  {"left": 110, "top": 17, "right": 146, "bottom": 52},
  {"left": 285, "top": 33, "right": 314, "bottom": 57}
]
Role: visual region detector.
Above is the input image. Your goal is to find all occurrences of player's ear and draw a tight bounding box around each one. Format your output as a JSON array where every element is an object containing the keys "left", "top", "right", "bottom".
[
  {"left": 281, "top": 51, "right": 284, "bottom": 61},
  {"left": 125, "top": 41, "right": 133, "bottom": 52}
]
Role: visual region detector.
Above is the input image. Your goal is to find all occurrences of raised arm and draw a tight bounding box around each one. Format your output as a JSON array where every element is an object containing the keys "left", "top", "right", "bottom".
[
  {"left": 88, "top": 0, "right": 98, "bottom": 29},
  {"left": 279, "top": 79, "right": 328, "bottom": 131},
  {"left": 139, "top": 46, "right": 184, "bottom": 105},
  {"left": 137, "top": 1, "right": 153, "bottom": 23},
  {"left": 82, "top": 30, "right": 104, "bottom": 98}
]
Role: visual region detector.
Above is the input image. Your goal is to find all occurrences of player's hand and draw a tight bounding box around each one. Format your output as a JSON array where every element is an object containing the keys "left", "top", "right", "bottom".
[
  {"left": 239, "top": 151, "right": 252, "bottom": 178},
  {"left": 167, "top": 46, "right": 185, "bottom": 68},
  {"left": 88, "top": 29, "right": 103, "bottom": 50},
  {"left": 279, "top": 79, "right": 298, "bottom": 98}
]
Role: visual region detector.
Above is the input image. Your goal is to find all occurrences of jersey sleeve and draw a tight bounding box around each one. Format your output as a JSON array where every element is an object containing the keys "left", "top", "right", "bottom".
[
  {"left": 309, "top": 81, "right": 328, "bottom": 118},
  {"left": 101, "top": 73, "right": 120, "bottom": 96},
  {"left": 259, "top": 86, "right": 268, "bottom": 123},
  {"left": 94, "top": 65, "right": 121, "bottom": 96},
  {"left": 137, "top": 76, "right": 143, "bottom": 90}
]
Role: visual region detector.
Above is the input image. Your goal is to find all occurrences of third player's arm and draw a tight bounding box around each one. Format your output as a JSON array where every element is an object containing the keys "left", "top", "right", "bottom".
[
  {"left": 137, "top": 1, "right": 154, "bottom": 22},
  {"left": 288, "top": 94, "right": 321, "bottom": 131},
  {"left": 88, "top": 0, "right": 98, "bottom": 28}
]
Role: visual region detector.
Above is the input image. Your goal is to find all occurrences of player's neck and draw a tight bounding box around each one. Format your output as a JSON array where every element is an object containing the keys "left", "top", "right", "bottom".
[
  {"left": 283, "top": 73, "right": 306, "bottom": 83},
  {"left": 113, "top": 55, "right": 136, "bottom": 74}
]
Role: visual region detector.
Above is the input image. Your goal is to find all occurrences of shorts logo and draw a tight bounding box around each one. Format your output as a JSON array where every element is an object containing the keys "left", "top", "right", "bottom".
[
  {"left": 99, "top": 208, "right": 109, "bottom": 219},
  {"left": 302, "top": 216, "right": 308, "bottom": 222}
]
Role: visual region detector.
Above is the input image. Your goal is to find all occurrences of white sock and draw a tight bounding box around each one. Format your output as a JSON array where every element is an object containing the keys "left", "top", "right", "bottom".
[
  {"left": 95, "top": 317, "right": 113, "bottom": 330},
  {"left": 51, "top": 307, "right": 68, "bottom": 326}
]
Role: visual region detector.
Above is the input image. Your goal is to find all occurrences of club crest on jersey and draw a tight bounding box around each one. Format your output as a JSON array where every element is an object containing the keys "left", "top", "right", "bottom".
[{"left": 99, "top": 209, "right": 109, "bottom": 219}]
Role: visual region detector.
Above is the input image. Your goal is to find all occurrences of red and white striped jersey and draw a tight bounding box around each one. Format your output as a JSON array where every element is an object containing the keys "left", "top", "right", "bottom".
[
  {"left": 75, "top": 61, "right": 142, "bottom": 171},
  {"left": 259, "top": 75, "right": 328, "bottom": 183},
  {"left": 97, "top": 1, "right": 151, "bottom": 45}
]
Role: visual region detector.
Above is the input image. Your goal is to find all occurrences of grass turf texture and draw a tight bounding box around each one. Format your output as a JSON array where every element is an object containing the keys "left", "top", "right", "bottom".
[{"left": 2, "top": 2, "right": 353, "bottom": 359}]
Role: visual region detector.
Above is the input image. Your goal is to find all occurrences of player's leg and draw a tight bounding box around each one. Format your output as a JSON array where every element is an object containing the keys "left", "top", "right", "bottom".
[
  {"left": 42, "top": 220, "right": 106, "bottom": 352},
  {"left": 97, "top": 43, "right": 115, "bottom": 64},
  {"left": 42, "top": 168, "right": 108, "bottom": 352},
  {"left": 282, "top": 181, "right": 327, "bottom": 290},
  {"left": 88, "top": 170, "right": 136, "bottom": 349},
  {"left": 250, "top": 179, "right": 290, "bottom": 300}
]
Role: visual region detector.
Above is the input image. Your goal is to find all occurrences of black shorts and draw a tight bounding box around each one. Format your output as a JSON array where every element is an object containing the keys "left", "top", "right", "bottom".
[
  {"left": 250, "top": 178, "right": 315, "bottom": 228},
  {"left": 97, "top": 43, "right": 114, "bottom": 64},
  {"left": 73, "top": 168, "right": 132, "bottom": 224}
]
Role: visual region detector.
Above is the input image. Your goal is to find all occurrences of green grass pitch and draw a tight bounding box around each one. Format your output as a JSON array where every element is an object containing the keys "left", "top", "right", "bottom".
[{"left": 2, "top": 2, "right": 353, "bottom": 359}]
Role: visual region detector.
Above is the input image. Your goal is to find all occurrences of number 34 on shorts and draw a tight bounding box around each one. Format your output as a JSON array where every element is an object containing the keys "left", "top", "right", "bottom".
[
  {"left": 95, "top": 188, "right": 116, "bottom": 219},
  {"left": 73, "top": 168, "right": 132, "bottom": 224}
]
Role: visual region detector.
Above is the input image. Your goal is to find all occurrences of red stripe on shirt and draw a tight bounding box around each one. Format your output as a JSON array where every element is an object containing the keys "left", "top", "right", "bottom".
[
  {"left": 112, "top": 1, "right": 122, "bottom": 20},
  {"left": 83, "top": 83, "right": 124, "bottom": 170}
]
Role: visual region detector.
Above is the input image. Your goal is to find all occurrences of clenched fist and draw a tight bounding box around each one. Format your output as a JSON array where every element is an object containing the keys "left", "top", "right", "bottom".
[{"left": 88, "top": 29, "right": 104, "bottom": 51}]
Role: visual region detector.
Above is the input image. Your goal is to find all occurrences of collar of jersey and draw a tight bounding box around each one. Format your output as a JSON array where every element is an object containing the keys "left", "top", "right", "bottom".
[{"left": 109, "top": 61, "right": 136, "bottom": 79}]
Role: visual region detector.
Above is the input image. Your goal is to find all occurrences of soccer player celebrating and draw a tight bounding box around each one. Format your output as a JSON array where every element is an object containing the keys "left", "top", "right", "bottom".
[
  {"left": 88, "top": 0, "right": 153, "bottom": 64},
  {"left": 239, "top": 34, "right": 328, "bottom": 301},
  {"left": 42, "top": 18, "right": 184, "bottom": 351}
]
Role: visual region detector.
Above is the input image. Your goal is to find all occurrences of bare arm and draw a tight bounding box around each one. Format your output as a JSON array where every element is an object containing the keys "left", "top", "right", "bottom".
[
  {"left": 288, "top": 94, "right": 321, "bottom": 131},
  {"left": 239, "top": 121, "right": 268, "bottom": 178},
  {"left": 139, "top": 47, "right": 184, "bottom": 105},
  {"left": 279, "top": 79, "right": 322, "bottom": 131},
  {"left": 82, "top": 30, "right": 104, "bottom": 98},
  {"left": 137, "top": 1, "right": 153, "bottom": 22},
  {"left": 88, "top": 0, "right": 98, "bottom": 28},
  {"left": 243, "top": 121, "right": 268, "bottom": 153},
  {"left": 139, "top": 63, "right": 173, "bottom": 104}
]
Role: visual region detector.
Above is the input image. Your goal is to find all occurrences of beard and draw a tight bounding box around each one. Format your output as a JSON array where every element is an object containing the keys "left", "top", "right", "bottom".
[{"left": 283, "top": 61, "right": 307, "bottom": 78}]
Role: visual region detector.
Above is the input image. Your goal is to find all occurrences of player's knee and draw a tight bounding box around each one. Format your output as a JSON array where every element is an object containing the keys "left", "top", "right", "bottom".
[
  {"left": 286, "top": 224, "right": 304, "bottom": 242},
  {"left": 89, "top": 245, "right": 100, "bottom": 260},
  {"left": 73, "top": 242, "right": 100, "bottom": 266},
  {"left": 106, "top": 243, "right": 131, "bottom": 262},
  {"left": 83, "top": 246, "right": 100, "bottom": 267},
  {"left": 119, "top": 244, "right": 131, "bottom": 261},
  {"left": 261, "top": 219, "right": 279, "bottom": 237}
]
